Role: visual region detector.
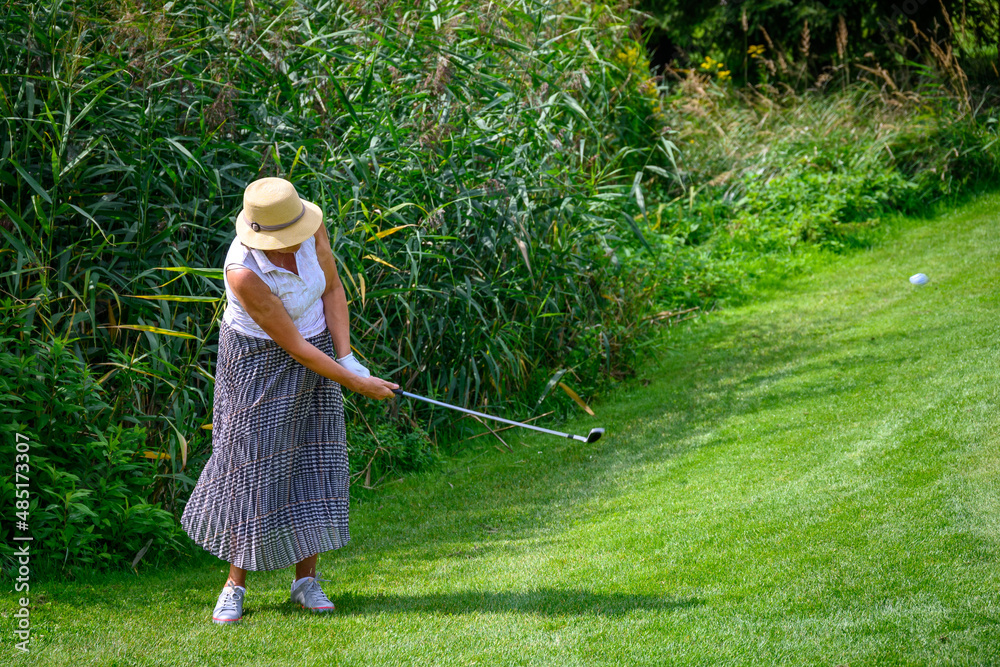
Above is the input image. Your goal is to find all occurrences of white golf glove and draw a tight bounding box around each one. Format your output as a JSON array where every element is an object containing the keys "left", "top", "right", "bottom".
[{"left": 336, "top": 352, "right": 371, "bottom": 378}]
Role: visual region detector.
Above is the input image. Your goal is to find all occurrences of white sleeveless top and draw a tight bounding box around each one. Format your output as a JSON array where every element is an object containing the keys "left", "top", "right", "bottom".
[{"left": 221, "top": 234, "right": 327, "bottom": 340}]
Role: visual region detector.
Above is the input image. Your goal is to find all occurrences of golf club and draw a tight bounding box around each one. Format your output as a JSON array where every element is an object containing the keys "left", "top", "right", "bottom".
[{"left": 392, "top": 388, "right": 605, "bottom": 443}]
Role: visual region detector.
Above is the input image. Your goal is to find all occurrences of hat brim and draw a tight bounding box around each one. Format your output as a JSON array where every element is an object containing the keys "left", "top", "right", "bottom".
[{"left": 235, "top": 199, "right": 323, "bottom": 250}]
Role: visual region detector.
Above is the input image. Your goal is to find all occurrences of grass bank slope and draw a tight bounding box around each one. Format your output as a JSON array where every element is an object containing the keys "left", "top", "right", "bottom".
[{"left": 2, "top": 194, "right": 998, "bottom": 664}]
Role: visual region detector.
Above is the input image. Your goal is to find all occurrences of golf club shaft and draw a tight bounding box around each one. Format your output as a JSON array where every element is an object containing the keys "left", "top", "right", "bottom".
[{"left": 393, "top": 389, "right": 586, "bottom": 442}]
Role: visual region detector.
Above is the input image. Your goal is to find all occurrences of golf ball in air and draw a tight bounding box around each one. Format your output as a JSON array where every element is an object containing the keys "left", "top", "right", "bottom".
[{"left": 909, "top": 273, "right": 929, "bottom": 286}]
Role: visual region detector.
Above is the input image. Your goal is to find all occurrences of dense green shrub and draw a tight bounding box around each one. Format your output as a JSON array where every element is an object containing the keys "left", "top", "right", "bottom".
[
  {"left": 621, "top": 77, "right": 1000, "bottom": 311},
  {"left": 0, "top": 327, "right": 183, "bottom": 576},
  {"left": 638, "top": 0, "right": 998, "bottom": 87}
]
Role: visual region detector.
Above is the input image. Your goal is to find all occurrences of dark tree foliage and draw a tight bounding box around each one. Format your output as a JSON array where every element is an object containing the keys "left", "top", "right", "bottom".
[{"left": 640, "top": 0, "right": 999, "bottom": 82}]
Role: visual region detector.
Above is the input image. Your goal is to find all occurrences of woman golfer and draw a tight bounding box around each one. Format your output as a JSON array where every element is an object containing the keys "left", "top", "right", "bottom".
[{"left": 181, "top": 177, "right": 398, "bottom": 624}]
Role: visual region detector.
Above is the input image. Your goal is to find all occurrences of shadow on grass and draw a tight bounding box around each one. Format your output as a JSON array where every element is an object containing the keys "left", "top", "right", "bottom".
[
  {"left": 337, "top": 313, "right": 859, "bottom": 554},
  {"left": 247, "top": 588, "right": 700, "bottom": 618}
]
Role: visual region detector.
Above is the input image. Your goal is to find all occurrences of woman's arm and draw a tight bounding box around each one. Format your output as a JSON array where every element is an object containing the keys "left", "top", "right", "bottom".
[
  {"left": 227, "top": 267, "right": 398, "bottom": 400},
  {"left": 313, "top": 223, "right": 353, "bottom": 359}
]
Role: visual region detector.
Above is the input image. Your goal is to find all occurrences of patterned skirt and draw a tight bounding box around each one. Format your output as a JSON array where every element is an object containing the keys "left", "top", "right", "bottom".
[{"left": 181, "top": 319, "right": 350, "bottom": 571}]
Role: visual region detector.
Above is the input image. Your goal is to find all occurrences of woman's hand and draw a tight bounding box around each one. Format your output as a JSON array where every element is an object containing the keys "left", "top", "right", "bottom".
[{"left": 354, "top": 376, "right": 399, "bottom": 400}]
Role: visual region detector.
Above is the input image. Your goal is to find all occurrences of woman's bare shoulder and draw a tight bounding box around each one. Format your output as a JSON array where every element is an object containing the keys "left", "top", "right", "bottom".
[
  {"left": 314, "top": 223, "right": 330, "bottom": 244},
  {"left": 314, "top": 224, "right": 335, "bottom": 262},
  {"left": 226, "top": 265, "right": 269, "bottom": 295}
]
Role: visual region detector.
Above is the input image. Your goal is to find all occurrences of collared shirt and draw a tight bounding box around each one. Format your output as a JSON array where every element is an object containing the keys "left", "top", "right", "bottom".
[{"left": 221, "top": 234, "right": 327, "bottom": 339}]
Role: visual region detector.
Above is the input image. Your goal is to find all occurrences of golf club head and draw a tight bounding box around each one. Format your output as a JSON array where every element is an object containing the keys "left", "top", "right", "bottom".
[{"left": 586, "top": 428, "right": 604, "bottom": 443}]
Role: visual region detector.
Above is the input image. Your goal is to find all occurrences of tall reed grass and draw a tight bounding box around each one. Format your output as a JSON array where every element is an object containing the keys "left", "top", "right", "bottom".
[{"left": 0, "top": 0, "right": 674, "bottom": 571}]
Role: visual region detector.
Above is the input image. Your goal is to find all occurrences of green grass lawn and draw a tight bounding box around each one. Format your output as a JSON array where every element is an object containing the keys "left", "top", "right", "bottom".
[{"left": 3, "top": 193, "right": 999, "bottom": 665}]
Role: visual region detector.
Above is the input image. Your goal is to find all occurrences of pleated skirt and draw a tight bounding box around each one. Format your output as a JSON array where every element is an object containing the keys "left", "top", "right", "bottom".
[{"left": 181, "top": 319, "right": 350, "bottom": 571}]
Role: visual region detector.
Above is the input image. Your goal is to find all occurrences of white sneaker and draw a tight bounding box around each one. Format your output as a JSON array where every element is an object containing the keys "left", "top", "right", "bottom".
[
  {"left": 290, "top": 573, "right": 335, "bottom": 612},
  {"left": 212, "top": 583, "right": 245, "bottom": 624}
]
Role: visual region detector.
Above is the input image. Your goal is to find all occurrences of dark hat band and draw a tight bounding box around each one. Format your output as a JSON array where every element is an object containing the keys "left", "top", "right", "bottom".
[{"left": 244, "top": 204, "right": 306, "bottom": 233}]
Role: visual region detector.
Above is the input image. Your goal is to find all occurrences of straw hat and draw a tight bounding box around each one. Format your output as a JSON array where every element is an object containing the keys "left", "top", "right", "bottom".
[{"left": 235, "top": 177, "right": 323, "bottom": 250}]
